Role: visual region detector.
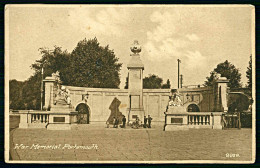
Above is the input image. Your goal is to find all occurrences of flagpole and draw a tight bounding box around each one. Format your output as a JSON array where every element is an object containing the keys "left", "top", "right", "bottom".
[
  {"left": 41, "top": 67, "right": 43, "bottom": 110},
  {"left": 177, "top": 59, "right": 181, "bottom": 89}
]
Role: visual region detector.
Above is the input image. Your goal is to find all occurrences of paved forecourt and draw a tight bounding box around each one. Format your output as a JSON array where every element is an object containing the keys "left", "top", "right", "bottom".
[{"left": 10, "top": 125, "right": 252, "bottom": 161}]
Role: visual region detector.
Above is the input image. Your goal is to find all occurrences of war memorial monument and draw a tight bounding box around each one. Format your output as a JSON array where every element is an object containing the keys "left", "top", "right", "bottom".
[
  {"left": 17, "top": 40, "right": 230, "bottom": 131},
  {"left": 6, "top": 5, "right": 254, "bottom": 163}
]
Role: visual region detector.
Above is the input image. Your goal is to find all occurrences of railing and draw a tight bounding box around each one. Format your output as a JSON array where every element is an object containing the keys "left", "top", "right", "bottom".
[
  {"left": 223, "top": 112, "right": 241, "bottom": 129},
  {"left": 188, "top": 112, "right": 211, "bottom": 125},
  {"left": 31, "top": 113, "right": 49, "bottom": 123}
]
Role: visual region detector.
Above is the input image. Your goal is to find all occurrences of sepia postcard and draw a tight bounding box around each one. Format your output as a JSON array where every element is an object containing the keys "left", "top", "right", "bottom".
[{"left": 5, "top": 4, "right": 255, "bottom": 164}]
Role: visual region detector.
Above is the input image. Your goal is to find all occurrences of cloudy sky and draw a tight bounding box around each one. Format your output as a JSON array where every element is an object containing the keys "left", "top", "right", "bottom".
[{"left": 6, "top": 5, "right": 254, "bottom": 89}]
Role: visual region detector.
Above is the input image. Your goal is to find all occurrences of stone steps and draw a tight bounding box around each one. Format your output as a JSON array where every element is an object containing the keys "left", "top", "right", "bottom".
[
  {"left": 71, "top": 124, "right": 106, "bottom": 130},
  {"left": 47, "top": 124, "right": 71, "bottom": 130},
  {"left": 28, "top": 123, "right": 47, "bottom": 128}
]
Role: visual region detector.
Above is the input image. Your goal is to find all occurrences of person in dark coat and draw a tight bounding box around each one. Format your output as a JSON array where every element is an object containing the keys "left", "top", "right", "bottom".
[
  {"left": 144, "top": 116, "right": 147, "bottom": 128},
  {"left": 122, "top": 116, "right": 126, "bottom": 128},
  {"left": 148, "top": 115, "right": 153, "bottom": 128}
]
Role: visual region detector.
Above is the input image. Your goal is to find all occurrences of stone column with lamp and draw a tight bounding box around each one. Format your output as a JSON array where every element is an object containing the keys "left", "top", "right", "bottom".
[
  {"left": 215, "top": 76, "right": 229, "bottom": 113},
  {"left": 212, "top": 74, "right": 229, "bottom": 129},
  {"left": 127, "top": 40, "right": 145, "bottom": 124},
  {"left": 43, "top": 76, "right": 57, "bottom": 110}
]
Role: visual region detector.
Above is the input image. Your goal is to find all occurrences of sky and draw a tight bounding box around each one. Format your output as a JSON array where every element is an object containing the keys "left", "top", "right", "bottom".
[{"left": 6, "top": 5, "right": 254, "bottom": 89}]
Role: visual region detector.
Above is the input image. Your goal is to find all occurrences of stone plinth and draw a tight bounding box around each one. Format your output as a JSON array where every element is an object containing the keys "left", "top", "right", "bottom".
[
  {"left": 212, "top": 112, "right": 223, "bottom": 129},
  {"left": 127, "top": 41, "right": 145, "bottom": 123},
  {"left": 43, "top": 76, "right": 56, "bottom": 110},
  {"left": 19, "top": 111, "right": 29, "bottom": 128},
  {"left": 164, "top": 106, "right": 189, "bottom": 131},
  {"left": 47, "top": 112, "right": 72, "bottom": 130},
  {"left": 128, "top": 108, "right": 145, "bottom": 123},
  {"left": 215, "top": 77, "right": 229, "bottom": 113}
]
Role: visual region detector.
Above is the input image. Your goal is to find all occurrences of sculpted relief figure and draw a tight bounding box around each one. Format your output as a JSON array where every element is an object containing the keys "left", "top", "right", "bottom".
[
  {"left": 168, "top": 89, "right": 182, "bottom": 107},
  {"left": 54, "top": 85, "right": 71, "bottom": 105},
  {"left": 65, "top": 88, "right": 71, "bottom": 105},
  {"left": 51, "top": 71, "right": 71, "bottom": 105},
  {"left": 52, "top": 71, "right": 61, "bottom": 83}
]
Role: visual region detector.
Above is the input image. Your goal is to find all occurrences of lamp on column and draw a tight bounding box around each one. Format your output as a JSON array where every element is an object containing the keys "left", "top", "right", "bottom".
[
  {"left": 186, "top": 93, "right": 190, "bottom": 100},
  {"left": 82, "top": 92, "right": 89, "bottom": 102}
]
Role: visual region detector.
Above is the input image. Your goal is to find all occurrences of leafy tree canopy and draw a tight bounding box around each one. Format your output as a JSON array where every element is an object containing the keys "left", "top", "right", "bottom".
[
  {"left": 66, "top": 38, "right": 122, "bottom": 88},
  {"left": 10, "top": 38, "right": 122, "bottom": 110},
  {"left": 161, "top": 79, "right": 171, "bottom": 89},
  {"left": 143, "top": 74, "right": 163, "bottom": 89},
  {"left": 246, "top": 55, "right": 252, "bottom": 90},
  {"left": 124, "top": 74, "right": 171, "bottom": 89},
  {"left": 204, "top": 60, "right": 242, "bottom": 89},
  {"left": 9, "top": 80, "right": 25, "bottom": 110}
]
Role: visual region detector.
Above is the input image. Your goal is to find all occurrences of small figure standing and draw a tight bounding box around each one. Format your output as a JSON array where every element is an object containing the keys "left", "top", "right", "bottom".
[
  {"left": 122, "top": 116, "right": 126, "bottom": 128},
  {"left": 148, "top": 115, "right": 153, "bottom": 128},
  {"left": 106, "top": 121, "right": 110, "bottom": 128},
  {"left": 136, "top": 117, "right": 140, "bottom": 125},
  {"left": 144, "top": 116, "right": 147, "bottom": 128},
  {"left": 135, "top": 117, "right": 140, "bottom": 129}
]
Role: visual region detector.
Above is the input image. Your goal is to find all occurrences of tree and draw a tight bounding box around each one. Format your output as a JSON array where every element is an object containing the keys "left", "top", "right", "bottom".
[
  {"left": 10, "top": 38, "right": 122, "bottom": 110},
  {"left": 246, "top": 55, "right": 252, "bottom": 90},
  {"left": 9, "top": 80, "right": 25, "bottom": 110},
  {"left": 161, "top": 79, "right": 171, "bottom": 89},
  {"left": 143, "top": 74, "right": 163, "bottom": 89},
  {"left": 204, "top": 60, "right": 242, "bottom": 89},
  {"left": 31, "top": 38, "right": 122, "bottom": 88},
  {"left": 21, "top": 73, "right": 42, "bottom": 110},
  {"left": 31, "top": 46, "right": 71, "bottom": 83},
  {"left": 22, "top": 46, "right": 71, "bottom": 110},
  {"left": 124, "top": 75, "right": 129, "bottom": 89},
  {"left": 65, "top": 38, "right": 122, "bottom": 88},
  {"left": 124, "top": 74, "right": 170, "bottom": 89}
]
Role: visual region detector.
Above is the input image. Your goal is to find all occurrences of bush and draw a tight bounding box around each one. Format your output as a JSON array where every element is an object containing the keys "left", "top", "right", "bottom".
[{"left": 240, "top": 112, "right": 252, "bottom": 128}]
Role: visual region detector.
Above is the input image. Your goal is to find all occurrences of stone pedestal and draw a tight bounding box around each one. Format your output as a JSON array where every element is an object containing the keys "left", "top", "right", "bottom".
[
  {"left": 127, "top": 41, "right": 145, "bottom": 123},
  {"left": 164, "top": 106, "right": 189, "bottom": 131},
  {"left": 212, "top": 112, "right": 223, "bottom": 129},
  {"left": 43, "top": 76, "right": 56, "bottom": 110},
  {"left": 215, "top": 76, "right": 229, "bottom": 113},
  {"left": 19, "top": 111, "right": 29, "bottom": 128},
  {"left": 128, "top": 108, "right": 145, "bottom": 123},
  {"left": 47, "top": 113, "right": 72, "bottom": 130}
]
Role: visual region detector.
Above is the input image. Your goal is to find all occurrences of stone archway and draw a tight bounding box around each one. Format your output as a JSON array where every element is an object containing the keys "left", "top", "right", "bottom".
[
  {"left": 187, "top": 104, "right": 200, "bottom": 112},
  {"left": 76, "top": 103, "right": 90, "bottom": 124}
]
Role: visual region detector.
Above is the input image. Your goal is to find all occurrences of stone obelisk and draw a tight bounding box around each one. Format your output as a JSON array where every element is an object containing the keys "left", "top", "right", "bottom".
[{"left": 127, "top": 40, "right": 145, "bottom": 123}]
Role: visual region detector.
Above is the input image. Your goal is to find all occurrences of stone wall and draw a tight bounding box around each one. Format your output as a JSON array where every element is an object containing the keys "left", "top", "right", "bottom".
[
  {"left": 64, "top": 86, "right": 215, "bottom": 124},
  {"left": 66, "top": 86, "right": 128, "bottom": 124},
  {"left": 178, "top": 87, "right": 215, "bottom": 112},
  {"left": 143, "top": 89, "right": 170, "bottom": 123}
]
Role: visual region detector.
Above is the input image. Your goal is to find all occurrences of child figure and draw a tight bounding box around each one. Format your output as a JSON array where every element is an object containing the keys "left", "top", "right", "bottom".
[{"left": 106, "top": 121, "right": 110, "bottom": 128}]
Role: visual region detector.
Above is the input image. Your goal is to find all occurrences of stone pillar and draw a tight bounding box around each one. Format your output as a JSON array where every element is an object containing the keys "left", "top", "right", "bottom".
[
  {"left": 127, "top": 40, "right": 145, "bottom": 123},
  {"left": 43, "top": 76, "right": 56, "bottom": 110},
  {"left": 212, "top": 112, "right": 223, "bottom": 129},
  {"left": 19, "top": 111, "right": 29, "bottom": 128},
  {"left": 215, "top": 77, "right": 229, "bottom": 112}
]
